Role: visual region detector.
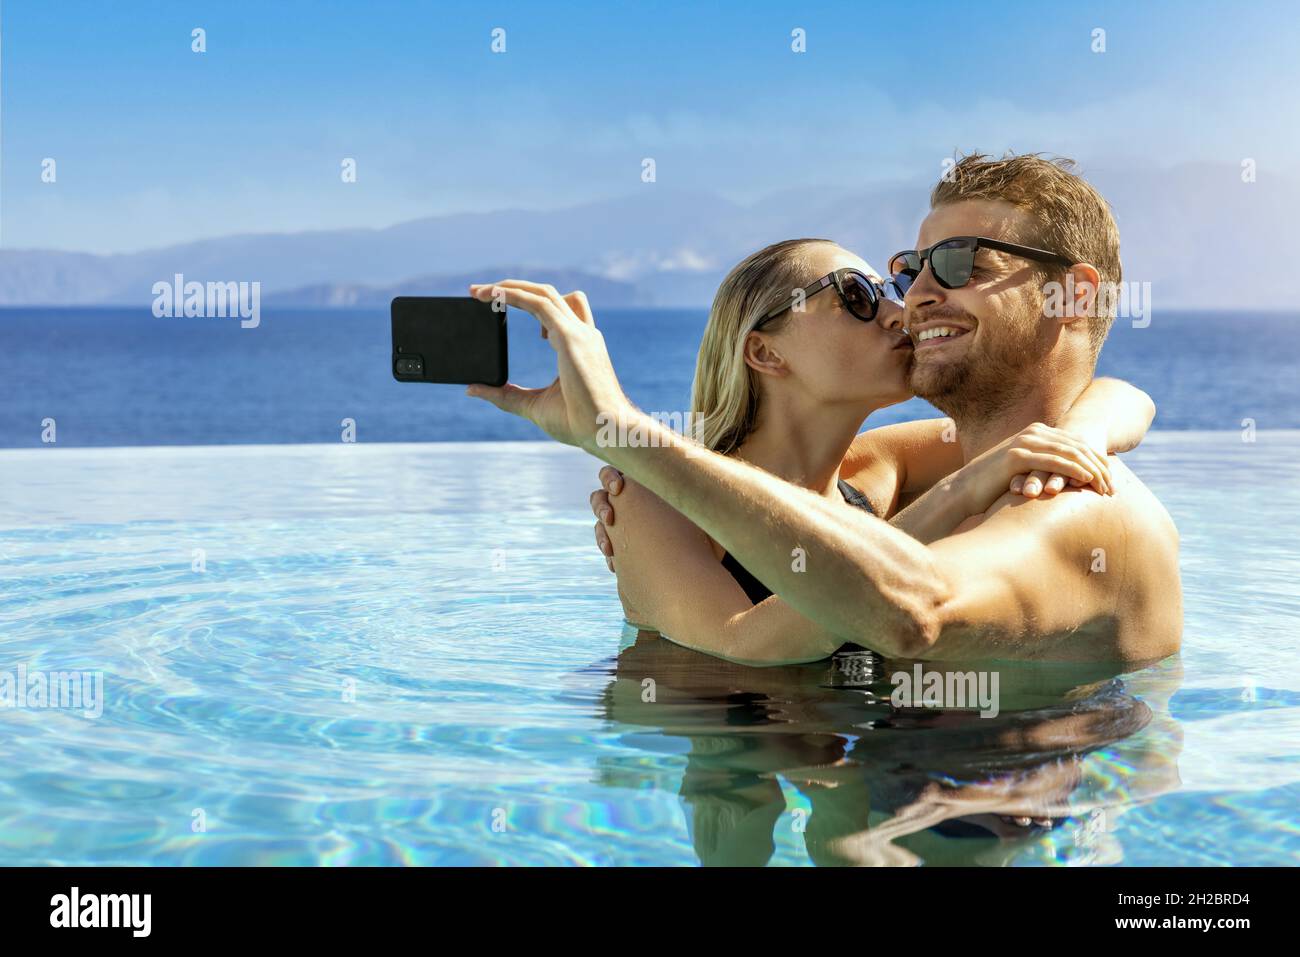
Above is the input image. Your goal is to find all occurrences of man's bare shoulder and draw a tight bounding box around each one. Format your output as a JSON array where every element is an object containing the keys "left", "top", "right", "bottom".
[
  {"left": 1053, "top": 461, "right": 1182, "bottom": 660},
  {"left": 933, "top": 459, "right": 1181, "bottom": 662},
  {"left": 1037, "top": 459, "right": 1177, "bottom": 567},
  {"left": 969, "top": 457, "right": 1176, "bottom": 546}
]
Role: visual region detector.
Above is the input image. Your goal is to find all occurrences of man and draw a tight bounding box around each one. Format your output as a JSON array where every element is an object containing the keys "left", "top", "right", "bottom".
[{"left": 468, "top": 153, "right": 1182, "bottom": 664}]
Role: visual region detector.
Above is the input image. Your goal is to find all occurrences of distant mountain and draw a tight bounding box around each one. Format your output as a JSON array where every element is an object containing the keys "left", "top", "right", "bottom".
[
  {"left": 0, "top": 164, "right": 1293, "bottom": 309},
  {"left": 0, "top": 184, "right": 929, "bottom": 307},
  {"left": 262, "top": 269, "right": 649, "bottom": 308}
]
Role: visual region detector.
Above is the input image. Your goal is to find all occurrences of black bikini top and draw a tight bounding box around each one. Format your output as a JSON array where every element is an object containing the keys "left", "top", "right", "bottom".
[{"left": 720, "top": 479, "right": 875, "bottom": 606}]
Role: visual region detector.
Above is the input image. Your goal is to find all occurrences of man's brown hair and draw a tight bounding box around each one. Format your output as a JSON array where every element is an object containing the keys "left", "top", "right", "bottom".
[{"left": 931, "top": 152, "right": 1122, "bottom": 358}]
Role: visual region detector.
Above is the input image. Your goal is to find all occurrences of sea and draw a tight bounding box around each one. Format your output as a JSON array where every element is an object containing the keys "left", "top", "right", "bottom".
[{"left": 0, "top": 308, "right": 1293, "bottom": 447}]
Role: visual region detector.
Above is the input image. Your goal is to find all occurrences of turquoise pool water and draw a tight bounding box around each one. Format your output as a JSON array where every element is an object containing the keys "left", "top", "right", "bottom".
[{"left": 1, "top": 433, "right": 1297, "bottom": 866}]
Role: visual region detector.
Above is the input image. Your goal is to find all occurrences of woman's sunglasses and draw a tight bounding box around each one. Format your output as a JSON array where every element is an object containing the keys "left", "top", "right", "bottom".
[
  {"left": 753, "top": 268, "right": 902, "bottom": 331},
  {"left": 888, "top": 236, "right": 1074, "bottom": 293}
]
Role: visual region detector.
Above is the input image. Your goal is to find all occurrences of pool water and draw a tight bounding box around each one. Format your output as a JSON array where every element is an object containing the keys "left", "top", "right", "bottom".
[{"left": 1, "top": 433, "right": 1297, "bottom": 866}]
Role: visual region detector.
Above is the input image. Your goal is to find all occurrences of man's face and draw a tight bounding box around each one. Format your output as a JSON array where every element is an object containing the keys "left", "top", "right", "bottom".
[{"left": 901, "top": 199, "right": 1054, "bottom": 414}]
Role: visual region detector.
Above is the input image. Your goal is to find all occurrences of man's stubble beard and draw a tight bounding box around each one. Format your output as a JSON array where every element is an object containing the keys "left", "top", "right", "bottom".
[{"left": 907, "top": 310, "right": 1043, "bottom": 425}]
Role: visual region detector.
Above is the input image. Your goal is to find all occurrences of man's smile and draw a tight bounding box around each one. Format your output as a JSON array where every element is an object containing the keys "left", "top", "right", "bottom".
[{"left": 909, "top": 321, "right": 973, "bottom": 351}]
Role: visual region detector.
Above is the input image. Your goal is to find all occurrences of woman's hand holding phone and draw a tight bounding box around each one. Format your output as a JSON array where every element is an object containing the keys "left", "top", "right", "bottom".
[{"left": 465, "top": 280, "right": 633, "bottom": 453}]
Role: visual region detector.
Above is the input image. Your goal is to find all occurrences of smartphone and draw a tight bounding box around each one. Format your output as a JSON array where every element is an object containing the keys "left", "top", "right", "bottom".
[{"left": 390, "top": 296, "right": 508, "bottom": 386}]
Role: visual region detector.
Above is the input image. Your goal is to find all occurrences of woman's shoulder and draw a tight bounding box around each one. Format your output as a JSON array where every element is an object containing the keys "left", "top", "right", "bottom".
[
  {"left": 846, "top": 419, "right": 951, "bottom": 466},
  {"left": 842, "top": 419, "right": 957, "bottom": 515}
]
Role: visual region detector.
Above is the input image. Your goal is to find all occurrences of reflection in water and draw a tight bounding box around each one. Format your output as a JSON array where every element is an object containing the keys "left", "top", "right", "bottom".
[{"left": 597, "top": 627, "right": 1184, "bottom": 866}]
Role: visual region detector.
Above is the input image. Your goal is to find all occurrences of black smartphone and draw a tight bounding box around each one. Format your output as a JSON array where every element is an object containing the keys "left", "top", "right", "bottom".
[{"left": 390, "top": 296, "right": 508, "bottom": 386}]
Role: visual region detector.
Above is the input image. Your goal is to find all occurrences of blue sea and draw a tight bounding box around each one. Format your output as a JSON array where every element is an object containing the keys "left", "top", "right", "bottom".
[{"left": 0, "top": 308, "right": 1295, "bottom": 446}]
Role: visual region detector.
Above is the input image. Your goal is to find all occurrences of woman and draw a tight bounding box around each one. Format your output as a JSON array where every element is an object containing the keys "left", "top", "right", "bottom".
[{"left": 469, "top": 238, "right": 1153, "bottom": 665}]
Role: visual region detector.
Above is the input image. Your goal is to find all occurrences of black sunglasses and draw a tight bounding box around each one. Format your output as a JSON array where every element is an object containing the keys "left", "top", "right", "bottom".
[
  {"left": 754, "top": 268, "right": 902, "bottom": 331},
  {"left": 888, "top": 236, "right": 1074, "bottom": 293}
]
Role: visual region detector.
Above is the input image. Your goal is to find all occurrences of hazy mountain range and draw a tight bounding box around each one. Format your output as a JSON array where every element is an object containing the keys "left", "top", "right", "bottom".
[{"left": 0, "top": 163, "right": 1291, "bottom": 310}]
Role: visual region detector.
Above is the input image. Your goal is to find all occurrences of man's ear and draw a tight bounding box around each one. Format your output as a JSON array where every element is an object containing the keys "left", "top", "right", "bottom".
[
  {"left": 1063, "top": 263, "right": 1102, "bottom": 323},
  {"left": 742, "top": 331, "right": 789, "bottom": 377}
]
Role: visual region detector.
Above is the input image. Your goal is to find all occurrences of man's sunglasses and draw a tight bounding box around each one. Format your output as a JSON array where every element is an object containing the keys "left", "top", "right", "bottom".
[
  {"left": 888, "top": 236, "right": 1074, "bottom": 293},
  {"left": 754, "top": 268, "right": 902, "bottom": 331}
]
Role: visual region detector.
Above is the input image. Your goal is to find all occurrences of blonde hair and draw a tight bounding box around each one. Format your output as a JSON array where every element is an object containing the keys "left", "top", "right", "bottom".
[
  {"left": 690, "top": 238, "right": 835, "bottom": 454},
  {"left": 931, "top": 152, "right": 1122, "bottom": 359}
]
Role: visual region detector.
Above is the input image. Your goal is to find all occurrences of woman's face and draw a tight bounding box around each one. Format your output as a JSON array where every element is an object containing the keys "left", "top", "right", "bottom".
[{"left": 751, "top": 244, "right": 914, "bottom": 411}]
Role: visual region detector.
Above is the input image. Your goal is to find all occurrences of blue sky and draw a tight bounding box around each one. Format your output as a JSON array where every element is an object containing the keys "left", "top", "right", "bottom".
[{"left": 2, "top": 0, "right": 1297, "bottom": 252}]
